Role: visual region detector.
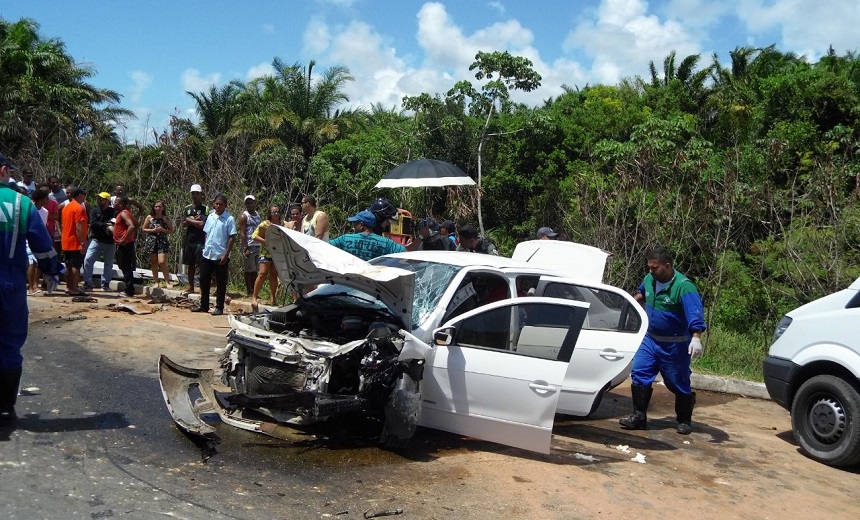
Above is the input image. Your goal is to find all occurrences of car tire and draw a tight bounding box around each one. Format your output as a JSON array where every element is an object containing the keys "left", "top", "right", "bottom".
[
  {"left": 380, "top": 373, "right": 420, "bottom": 450},
  {"left": 791, "top": 374, "right": 860, "bottom": 467}
]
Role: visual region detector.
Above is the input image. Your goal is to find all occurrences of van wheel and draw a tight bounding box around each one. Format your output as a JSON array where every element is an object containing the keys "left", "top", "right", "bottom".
[{"left": 791, "top": 375, "right": 860, "bottom": 467}]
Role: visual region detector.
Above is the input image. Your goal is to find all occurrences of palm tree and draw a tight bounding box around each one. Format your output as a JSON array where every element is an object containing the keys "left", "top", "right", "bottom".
[
  {"left": 231, "top": 58, "right": 364, "bottom": 160},
  {"left": 0, "top": 18, "right": 132, "bottom": 161}
]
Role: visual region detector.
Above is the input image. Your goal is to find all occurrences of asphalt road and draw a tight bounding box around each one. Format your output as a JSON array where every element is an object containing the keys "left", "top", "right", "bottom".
[{"left": 2, "top": 295, "right": 858, "bottom": 520}]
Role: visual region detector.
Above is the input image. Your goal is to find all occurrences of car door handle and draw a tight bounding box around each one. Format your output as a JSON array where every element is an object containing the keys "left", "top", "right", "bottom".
[
  {"left": 599, "top": 349, "right": 625, "bottom": 361},
  {"left": 528, "top": 381, "right": 558, "bottom": 395}
]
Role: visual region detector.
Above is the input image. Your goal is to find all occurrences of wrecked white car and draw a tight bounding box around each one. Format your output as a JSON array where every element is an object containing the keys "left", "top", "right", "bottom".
[{"left": 160, "top": 228, "right": 646, "bottom": 454}]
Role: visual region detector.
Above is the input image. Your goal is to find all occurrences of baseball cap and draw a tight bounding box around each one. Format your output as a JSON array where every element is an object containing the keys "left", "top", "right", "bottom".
[
  {"left": 537, "top": 227, "right": 559, "bottom": 238},
  {"left": 244, "top": 194, "right": 256, "bottom": 202},
  {"left": 347, "top": 209, "right": 377, "bottom": 227},
  {"left": 0, "top": 153, "right": 17, "bottom": 171},
  {"left": 440, "top": 220, "right": 455, "bottom": 233},
  {"left": 189, "top": 184, "right": 203, "bottom": 193},
  {"left": 98, "top": 191, "right": 111, "bottom": 199}
]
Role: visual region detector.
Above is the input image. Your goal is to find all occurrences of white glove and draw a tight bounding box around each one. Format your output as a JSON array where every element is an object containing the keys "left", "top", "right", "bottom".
[{"left": 688, "top": 337, "right": 703, "bottom": 359}]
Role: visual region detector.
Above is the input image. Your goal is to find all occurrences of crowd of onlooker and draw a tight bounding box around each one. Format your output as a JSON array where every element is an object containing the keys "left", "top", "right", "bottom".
[{"left": 10, "top": 168, "right": 552, "bottom": 315}]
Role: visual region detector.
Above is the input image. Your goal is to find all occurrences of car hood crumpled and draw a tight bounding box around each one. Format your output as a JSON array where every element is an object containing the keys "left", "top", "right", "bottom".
[{"left": 266, "top": 225, "right": 416, "bottom": 329}]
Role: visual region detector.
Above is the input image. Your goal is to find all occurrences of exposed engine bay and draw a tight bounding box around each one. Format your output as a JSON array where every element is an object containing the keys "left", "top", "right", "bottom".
[{"left": 159, "top": 296, "right": 428, "bottom": 448}]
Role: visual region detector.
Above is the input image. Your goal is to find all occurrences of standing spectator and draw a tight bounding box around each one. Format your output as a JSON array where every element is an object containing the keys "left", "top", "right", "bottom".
[
  {"left": 250, "top": 205, "right": 282, "bottom": 311},
  {"left": 456, "top": 224, "right": 498, "bottom": 255},
  {"left": 330, "top": 210, "right": 405, "bottom": 261},
  {"left": 112, "top": 196, "right": 139, "bottom": 297},
  {"left": 440, "top": 220, "right": 457, "bottom": 246},
  {"left": 619, "top": 246, "right": 707, "bottom": 435},
  {"left": 192, "top": 193, "right": 236, "bottom": 316},
  {"left": 110, "top": 184, "right": 145, "bottom": 220},
  {"left": 237, "top": 195, "right": 262, "bottom": 295},
  {"left": 284, "top": 203, "right": 302, "bottom": 230},
  {"left": 181, "top": 184, "right": 208, "bottom": 293},
  {"left": 16, "top": 169, "right": 36, "bottom": 196},
  {"left": 408, "top": 217, "right": 454, "bottom": 251},
  {"left": 537, "top": 227, "right": 559, "bottom": 240},
  {"left": 300, "top": 195, "right": 329, "bottom": 241},
  {"left": 61, "top": 187, "right": 89, "bottom": 295},
  {"left": 142, "top": 200, "right": 175, "bottom": 289},
  {"left": 26, "top": 189, "right": 51, "bottom": 294},
  {"left": 0, "top": 152, "right": 58, "bottom": 425},
  {"left": 82, "top": 192, "right": 116, "bottom": 291},
  {"left": 37, "top": 182, "right": 61, "bottom": 252},
  {"left": 47, "top": 175, "right": 67, "bottom": 204}
]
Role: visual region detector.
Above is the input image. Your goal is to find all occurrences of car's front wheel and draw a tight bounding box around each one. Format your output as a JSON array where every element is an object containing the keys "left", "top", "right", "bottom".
[{"left": 791, "top": 374, "right": 860, "bottom": 467}]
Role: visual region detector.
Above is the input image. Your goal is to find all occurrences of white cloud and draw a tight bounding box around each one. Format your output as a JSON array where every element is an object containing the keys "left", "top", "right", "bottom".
[
  {"left": 564, "top": 0, "right": 701, "bottom": 84},
  {"left": 663, "top": 0, "right": 733, "bottom": 28},
  {"left": 316, "top": 0, "right": 357, "bottom": 7},
  {"left": 128, "top": 70, "right": 153, "bottom": 104},
  {"left": 247, "top": 61, "right": 275, "bottom": 80},
  {"left": 737, "top": 1, "right": 860, "bottom": 59},
  {"left": 303, "top": 16, "right": 332, "bottom": 57},
  {"left": 488, "top": 1, "right": 505, "bottom": 15},
  {"left": 180, "top": 69, "right": 222, "bottom": 94}
]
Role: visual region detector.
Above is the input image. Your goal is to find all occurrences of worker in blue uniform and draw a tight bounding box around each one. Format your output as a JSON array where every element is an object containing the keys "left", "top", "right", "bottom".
[
  {"left": 0, "top": 153, "right": 58, "bottom": 425},
  {"left": 620, "top": 246, "right": 706, "bottom": 435}
]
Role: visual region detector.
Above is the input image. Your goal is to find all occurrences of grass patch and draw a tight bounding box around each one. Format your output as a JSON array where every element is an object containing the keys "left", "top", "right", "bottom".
[{"left": 693, "top": 325, "right": 772, "bottom": 382}]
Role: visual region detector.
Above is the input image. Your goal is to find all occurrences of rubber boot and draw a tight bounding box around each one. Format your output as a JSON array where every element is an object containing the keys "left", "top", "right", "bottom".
[
  {"left": 619, "top": 385, "right": 653, "bottom": 430},
  {"left": 0, "top": 368, "right": 23, "bottom": 426},
  {"left": 675, "top": 391, "right": 696, "bottom": 434}
]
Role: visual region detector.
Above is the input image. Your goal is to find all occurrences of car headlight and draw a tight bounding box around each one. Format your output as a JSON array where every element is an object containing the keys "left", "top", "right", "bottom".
[{"left": 772, "top": 315, "right": 792, "bottom": 343}]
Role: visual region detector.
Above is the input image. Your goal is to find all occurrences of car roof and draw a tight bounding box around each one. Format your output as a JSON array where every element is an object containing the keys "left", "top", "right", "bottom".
[
  {"left": 384, "top": 250, "right": 541, "bottom": 269},
  {"left": 381, "top": 250, "right": 622, "bottom": 290}
]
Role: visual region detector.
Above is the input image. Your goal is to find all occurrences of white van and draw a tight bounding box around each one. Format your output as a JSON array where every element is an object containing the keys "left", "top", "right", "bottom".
[{"left": 762, "top": 276, "right": 860, "bottom": 467}]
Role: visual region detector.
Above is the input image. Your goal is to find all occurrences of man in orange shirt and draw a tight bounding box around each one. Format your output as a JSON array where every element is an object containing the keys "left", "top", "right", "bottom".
[{"left": 61, "top": 187, "right": 89, "bottom": 295}]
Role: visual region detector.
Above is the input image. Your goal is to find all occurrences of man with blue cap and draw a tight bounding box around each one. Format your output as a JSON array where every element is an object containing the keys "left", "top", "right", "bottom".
[
  {"left": 0, "top": 152, "right": 58, "bottom": 425},
  {"left": 329, "top": 209, "right": 405, "bottom": 261}
]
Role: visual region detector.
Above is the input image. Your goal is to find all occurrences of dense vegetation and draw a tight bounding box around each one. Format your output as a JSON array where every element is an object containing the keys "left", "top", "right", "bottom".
[{"left": 4, "top": 17, "right": 860, "bottom": 380}]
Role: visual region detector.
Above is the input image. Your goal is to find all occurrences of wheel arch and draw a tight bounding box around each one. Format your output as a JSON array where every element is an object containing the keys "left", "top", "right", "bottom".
[{"left": 790, "top": 361, "right": 860, "bottom": 409}]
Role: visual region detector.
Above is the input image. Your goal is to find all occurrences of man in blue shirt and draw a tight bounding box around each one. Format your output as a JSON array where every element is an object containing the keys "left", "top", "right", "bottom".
[
  {"left": 192, "top": 193, "right": 236, "bottom": 316},
  {"left": 620, "top": 246, "right": 706, "bottom": 435},
  {"left": 0, "top": 153, "right": 58, "bottom": 425},
  {"left": 330, "top": 210, "right": 405, "bottom": 261}
]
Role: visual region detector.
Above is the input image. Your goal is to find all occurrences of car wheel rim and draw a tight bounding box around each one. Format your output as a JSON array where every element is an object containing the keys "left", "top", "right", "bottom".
[{"left": 807, "top": 395, "right": 846, "bottom": 444}]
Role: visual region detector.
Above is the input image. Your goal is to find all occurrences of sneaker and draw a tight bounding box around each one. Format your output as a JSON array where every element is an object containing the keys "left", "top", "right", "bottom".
[
  {"left": 191, "top": 306, "right": 210, "bottom": 313},
  {"left": 101, "top": 285, "right": 111, "bottom": 291},
  {"left": 82, "top": 283, "right": 94, "bottom": 291},
  {"left": 210, "top": 308, "right": 224, "bottom": 316}
]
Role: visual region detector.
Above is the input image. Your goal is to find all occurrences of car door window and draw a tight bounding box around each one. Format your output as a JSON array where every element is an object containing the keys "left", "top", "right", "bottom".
[
  {"left": 444, "top": 274, "right": 511, "bottom": 322},
  {"left": 544, "top": 282, "right": 641, "bottom": 332},
  {"left": 453, "top": 302, "right": 586, "bottom": 362}
]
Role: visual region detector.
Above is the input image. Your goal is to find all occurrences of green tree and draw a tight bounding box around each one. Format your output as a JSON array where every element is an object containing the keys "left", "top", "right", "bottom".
[{"left": 0, "top": 18, "right": 132, "bottom": 170}]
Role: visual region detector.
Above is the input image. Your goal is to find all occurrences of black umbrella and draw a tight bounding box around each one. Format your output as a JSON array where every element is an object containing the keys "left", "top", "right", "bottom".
[{"left": 375, "top": 158, "right": 476, "bottom": 188}]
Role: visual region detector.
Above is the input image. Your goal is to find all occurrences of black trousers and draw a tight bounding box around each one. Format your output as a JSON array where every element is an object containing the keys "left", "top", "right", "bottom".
[
  {"left": 199, "top": 257, "right": 228, "bottom": 311},
  {"left": 116, "top": 242, "right": 136, "bottom": 296}
]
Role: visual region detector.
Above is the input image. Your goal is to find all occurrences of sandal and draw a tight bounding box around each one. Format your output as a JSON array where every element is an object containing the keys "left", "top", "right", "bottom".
[{"left": 72, "top": 296, "right": 98, "bottom": 303}]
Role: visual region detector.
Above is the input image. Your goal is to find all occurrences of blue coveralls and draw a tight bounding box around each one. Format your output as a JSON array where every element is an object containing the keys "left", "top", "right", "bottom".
[
  {"left": 1, "top": 183, "right": 58, "bottom": 370},
  {"left": 630, "top": 270, "right": 706, "bottom": 395}
]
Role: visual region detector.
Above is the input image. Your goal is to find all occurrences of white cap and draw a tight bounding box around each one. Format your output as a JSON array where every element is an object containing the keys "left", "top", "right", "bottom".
[
  {"left": 244, "top": 194, "right": 256, "bottom": 202},
  {"left": 190, "top": 184, "right": 203, "bottom": 193}
]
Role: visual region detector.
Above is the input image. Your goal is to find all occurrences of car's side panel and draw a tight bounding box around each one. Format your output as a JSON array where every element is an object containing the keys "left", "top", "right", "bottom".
[{"left": 536, "top": 279, "right": 647, "bottom": 415}]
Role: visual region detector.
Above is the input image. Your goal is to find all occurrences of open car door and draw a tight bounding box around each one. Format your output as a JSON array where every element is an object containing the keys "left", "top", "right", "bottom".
[{"left": 419, "top": 297, "right": 589, "bottom": 454}]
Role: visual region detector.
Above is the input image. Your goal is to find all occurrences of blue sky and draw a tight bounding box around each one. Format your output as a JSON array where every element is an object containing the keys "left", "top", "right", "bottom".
[{"left": 2, "top": 0, "right": 857, "bottom": 143}]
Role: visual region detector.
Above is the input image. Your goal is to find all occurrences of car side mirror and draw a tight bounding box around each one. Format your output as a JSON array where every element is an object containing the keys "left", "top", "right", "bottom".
[{"left": 433, "top": 327, "right": 455, "bottom": 346}]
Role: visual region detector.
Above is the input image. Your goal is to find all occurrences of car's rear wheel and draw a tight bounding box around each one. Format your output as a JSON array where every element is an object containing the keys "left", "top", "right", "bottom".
[{"left": 791, "top": 374, "right": 860, "bottom": 467}]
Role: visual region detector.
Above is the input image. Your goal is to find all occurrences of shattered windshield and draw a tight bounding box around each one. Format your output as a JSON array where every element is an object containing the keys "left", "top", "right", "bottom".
[{"left": 370, "top": 257, "right": 462, "bottom": 327}]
